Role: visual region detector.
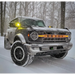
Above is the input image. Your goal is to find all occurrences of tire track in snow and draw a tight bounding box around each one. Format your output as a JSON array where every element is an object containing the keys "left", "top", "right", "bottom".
[
  {"left": 27, "top": 56, "right": 70, "bottom": 73},
  {"left": 37, "top": 56, "right": 75, "bottom": 73}
]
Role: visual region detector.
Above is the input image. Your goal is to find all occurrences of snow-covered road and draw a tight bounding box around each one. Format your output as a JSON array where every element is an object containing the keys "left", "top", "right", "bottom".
[{"left": 0, "top": 29, "right": 75, "bottom": 73}]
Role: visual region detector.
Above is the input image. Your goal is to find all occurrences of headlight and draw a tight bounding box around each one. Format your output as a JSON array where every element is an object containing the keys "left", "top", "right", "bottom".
[
  {"left": 66, "top": 32, "right": 71, "bottom": 41},
  {"left": 30, "top": 31, "right": 38, "bottom": 40},
  {"left": 68, "top": 34, "right": 71, "bottom": 40}
]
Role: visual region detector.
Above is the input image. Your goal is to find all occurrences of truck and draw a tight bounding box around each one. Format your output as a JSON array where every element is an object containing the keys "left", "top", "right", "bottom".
[{"left": 4, "top": 16, "right": 72, "bottom": 66}]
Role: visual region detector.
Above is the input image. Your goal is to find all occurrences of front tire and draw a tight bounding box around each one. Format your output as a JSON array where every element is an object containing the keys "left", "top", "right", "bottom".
[
  {"left": 51, "top": 52, "right": 68, "bottom": 59},
  {"left": 11, "top": 41, "right": 33, "bottom": 66}
]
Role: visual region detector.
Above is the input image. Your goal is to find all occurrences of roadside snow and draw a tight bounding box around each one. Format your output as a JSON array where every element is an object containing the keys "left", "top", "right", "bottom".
[{"left": 67, "top": 29, "right": 75, "bottom": 59}]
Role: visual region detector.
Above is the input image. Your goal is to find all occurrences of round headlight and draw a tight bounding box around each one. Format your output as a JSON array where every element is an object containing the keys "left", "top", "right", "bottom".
[{"left": 30, "top": 31, "right": 38, "bottom": 40}]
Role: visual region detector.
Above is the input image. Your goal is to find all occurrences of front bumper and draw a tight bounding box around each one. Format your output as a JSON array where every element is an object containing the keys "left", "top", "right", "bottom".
[{"left": 25, "top": 42, "right": 72, "bottom": 56}]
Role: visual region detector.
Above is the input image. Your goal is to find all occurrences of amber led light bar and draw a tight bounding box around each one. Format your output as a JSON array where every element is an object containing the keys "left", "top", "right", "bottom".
[{"left": 38, "top": 34, "right": 68, "bottom": 38}]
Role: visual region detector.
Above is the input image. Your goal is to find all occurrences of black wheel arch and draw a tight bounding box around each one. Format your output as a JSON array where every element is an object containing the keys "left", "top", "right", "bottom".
[
  {"left": 14, "top": 34, "right": 26, "bottom": 44},
  {"left": 14, "top": 36, "right": 21, "bottom": 42}
]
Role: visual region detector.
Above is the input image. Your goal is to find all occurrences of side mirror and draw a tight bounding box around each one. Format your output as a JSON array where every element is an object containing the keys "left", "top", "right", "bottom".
[{"left": 64, "top": 28, "right": 69, "bottom": 30}]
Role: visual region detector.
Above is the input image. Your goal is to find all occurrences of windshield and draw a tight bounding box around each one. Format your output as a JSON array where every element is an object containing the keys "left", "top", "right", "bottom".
[{"left": 21, "top": 19, "right": 45, "bottom": 27}]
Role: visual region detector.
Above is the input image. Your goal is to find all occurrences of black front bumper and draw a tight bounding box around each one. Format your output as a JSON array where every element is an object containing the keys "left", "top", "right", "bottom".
[{"left": 35, "top": 50, "right": 67, "bottom": 56}]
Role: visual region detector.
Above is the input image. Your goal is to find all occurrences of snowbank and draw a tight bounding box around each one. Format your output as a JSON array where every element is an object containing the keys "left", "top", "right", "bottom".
[{"left": 67, "top": 29, "right": 75, "bottom": 59}]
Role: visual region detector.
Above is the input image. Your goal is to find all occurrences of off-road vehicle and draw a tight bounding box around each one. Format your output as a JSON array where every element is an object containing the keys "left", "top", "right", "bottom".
[{"left": 4, "top": 16, "right": 72, "bottom": 66}]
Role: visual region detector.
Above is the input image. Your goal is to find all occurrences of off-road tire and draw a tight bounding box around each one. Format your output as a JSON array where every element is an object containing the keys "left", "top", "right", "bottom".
[
  {"left": 51, "top": 52, "right": 68, "bottom": 59},
  {"left": 11, "top": 41, "right": 33, "bottom": 66}
]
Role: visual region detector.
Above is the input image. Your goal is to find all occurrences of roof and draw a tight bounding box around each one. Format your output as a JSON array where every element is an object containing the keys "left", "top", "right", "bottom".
[{"left": 16, "top": 16, "right": 43, "bottom": 21}]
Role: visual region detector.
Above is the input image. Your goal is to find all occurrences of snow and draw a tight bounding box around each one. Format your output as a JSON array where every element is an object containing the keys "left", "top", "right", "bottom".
[
  {"left": 0, "top": 29, "right": 75, "bottom": 73},
  {"left": 67, "top": 29, "right": 75, "bottom": 59}
]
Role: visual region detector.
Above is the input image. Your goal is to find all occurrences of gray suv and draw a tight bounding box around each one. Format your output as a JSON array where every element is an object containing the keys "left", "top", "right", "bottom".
[{"left": 4, "top": 16, "right": 72, "bottom": 66}]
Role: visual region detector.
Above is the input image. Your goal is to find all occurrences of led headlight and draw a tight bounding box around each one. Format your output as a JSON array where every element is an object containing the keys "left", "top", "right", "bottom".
[
  {"left": 30, "top": 31, "right": 38, "bottom": 40},
  {"left": 66, "top": 32, "right": 71, "bottom": 41},
  {"left": 68, "top": 34, "right": 71, "bottom": 40}
]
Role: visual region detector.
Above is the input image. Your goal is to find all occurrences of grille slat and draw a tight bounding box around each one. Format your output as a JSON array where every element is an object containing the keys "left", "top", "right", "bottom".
[
  {"left": 43, "top": 37, "right": 67, "bottom": 43},
  {"left": 43, "top": 37, "right": 67, "bottom": 42}
]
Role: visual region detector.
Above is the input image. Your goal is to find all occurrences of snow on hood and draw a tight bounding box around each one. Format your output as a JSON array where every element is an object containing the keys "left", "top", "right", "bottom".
[{"left": 31, "top": 26, "right": 70, "bottom": 32}]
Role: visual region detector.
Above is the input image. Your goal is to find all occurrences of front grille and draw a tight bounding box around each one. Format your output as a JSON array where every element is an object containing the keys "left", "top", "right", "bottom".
[
  {"left": 43, "top": 38, "right": 67, "bottom": 43},
  {"left": 42, "top": 31, "right": 68, "bottom": 43}
]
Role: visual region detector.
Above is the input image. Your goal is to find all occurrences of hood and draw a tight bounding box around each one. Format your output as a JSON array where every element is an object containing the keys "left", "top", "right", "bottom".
[{"left": 31, "top": 26, "right": 70, "bottom": 32}]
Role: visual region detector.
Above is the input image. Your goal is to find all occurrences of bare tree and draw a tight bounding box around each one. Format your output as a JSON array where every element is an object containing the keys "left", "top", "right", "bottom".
[
  {"left": 42, "top": 2, "right": 46, "bottom": 20},
  {"left": 61, "top": 2, "right": 65, "bottom": 28},
  {"left": 51, "top": 2, "right": 55, "bottom": 27},
  {"left": 3, "top": 2, "right": 75, "bottom": 32},
  {"left": 25, "top": 2, "right": 28, "bottom": 16},
  {"left": 3, "top": 2, "right": 6, "bottom": 32},
  {"left": 32, "top": 2, "right": 34, "bottom": 17},
  {"left": 14, "top": 2, "right": 17, "bottom": 18},
  {"left": 1, "top": 2, "right": 3, "bottom": 36},
  {"left": 19, "top": 2, "right": 22, "bottom": 16}
]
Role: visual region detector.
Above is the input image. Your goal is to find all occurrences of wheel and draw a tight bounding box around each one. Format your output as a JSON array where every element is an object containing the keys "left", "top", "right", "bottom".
[
  {"left": 11, "top": 41, "right": 34, "bottom": 66},
  {"left": 51, "top": 52, "right": 68, "bottom": 59}
]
